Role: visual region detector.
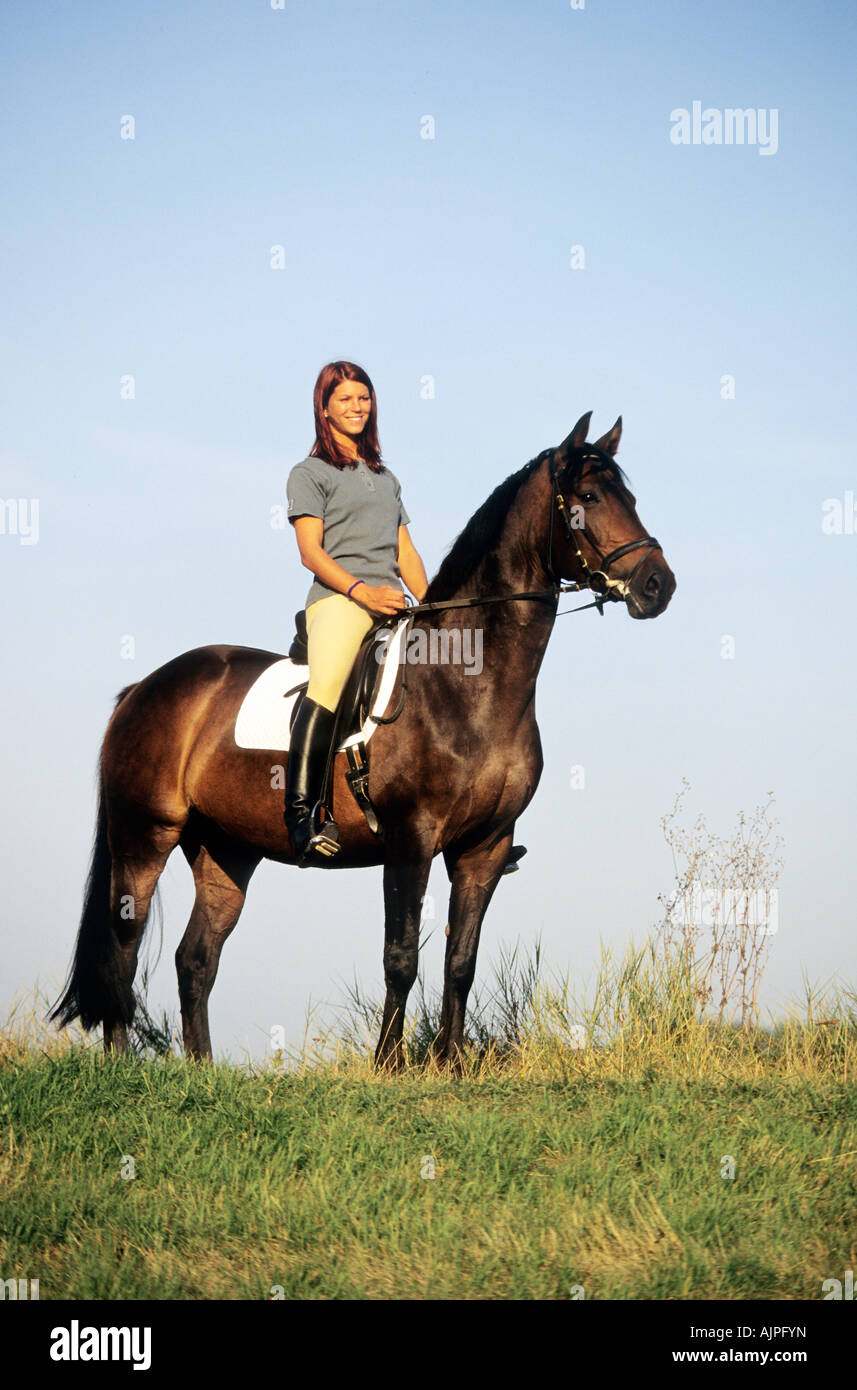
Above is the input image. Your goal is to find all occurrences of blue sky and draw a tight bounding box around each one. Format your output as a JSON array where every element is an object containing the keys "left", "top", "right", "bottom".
[{"left": 1, "top": 0, "right": 855, "bottom": 1059}]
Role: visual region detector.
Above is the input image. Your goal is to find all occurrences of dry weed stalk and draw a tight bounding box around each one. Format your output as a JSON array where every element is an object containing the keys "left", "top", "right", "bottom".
[{"left": 658, "top": 780, "right": 784, "bottom": 1026}]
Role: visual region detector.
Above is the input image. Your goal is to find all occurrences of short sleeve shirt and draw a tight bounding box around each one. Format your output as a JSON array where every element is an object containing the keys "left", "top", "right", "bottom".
[{"left": 287, "top": 455, "right": 411, "bottom": 609}]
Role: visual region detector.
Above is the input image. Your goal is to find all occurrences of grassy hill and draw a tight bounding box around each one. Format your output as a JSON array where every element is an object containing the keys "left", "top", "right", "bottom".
[{"left": 2, "top": 944, "right": 855, "bottom": 1300}]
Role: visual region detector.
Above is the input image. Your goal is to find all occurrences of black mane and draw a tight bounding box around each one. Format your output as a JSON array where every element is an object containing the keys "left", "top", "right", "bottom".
[{"left": 424, "top": 446, "right": 630, "bottom": 601}]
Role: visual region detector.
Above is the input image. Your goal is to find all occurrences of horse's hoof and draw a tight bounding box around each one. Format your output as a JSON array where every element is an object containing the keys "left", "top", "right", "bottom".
[{"left": 502, "top": 844, "right": 527, "bottom": 875}]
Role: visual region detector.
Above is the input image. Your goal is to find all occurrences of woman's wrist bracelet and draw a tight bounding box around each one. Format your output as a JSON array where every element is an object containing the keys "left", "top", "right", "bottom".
[{"left": 346, "top": 579, "right": 365, "bottom": 599}]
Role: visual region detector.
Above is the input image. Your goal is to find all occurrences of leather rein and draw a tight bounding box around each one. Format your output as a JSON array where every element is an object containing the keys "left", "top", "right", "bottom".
[
  {"left": 353, "top": 447, "right": 661, "bottom": 730},
  {"left": 403, "top": 446, "right": 661, "bottom": 621},
  {"left": 320, "top": 448, "right": 661, "bottom": 818}
]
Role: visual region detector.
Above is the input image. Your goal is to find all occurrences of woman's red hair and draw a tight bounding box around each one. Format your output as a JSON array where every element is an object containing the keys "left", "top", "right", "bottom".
[{"left": 309, "top": 361, "right": 384, "bottom": 472}]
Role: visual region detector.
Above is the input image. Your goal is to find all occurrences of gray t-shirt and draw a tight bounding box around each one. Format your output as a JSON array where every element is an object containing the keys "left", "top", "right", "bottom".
[{"left": 287, "top": 455, "right": 411, "bottom": 609}]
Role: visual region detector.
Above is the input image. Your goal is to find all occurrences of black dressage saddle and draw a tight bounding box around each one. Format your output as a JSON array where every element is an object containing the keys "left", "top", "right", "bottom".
[
  {"left": 286, "top": 609, "right": 396, "bottom": 738},
  {"left": 285, "top": 609, "right": 401, "bottom": 837}
]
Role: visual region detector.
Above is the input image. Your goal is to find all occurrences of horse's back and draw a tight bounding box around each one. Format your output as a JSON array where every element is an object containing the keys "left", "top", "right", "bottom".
[{"left": 102, "top": 645, "right": 288, "bottom": 817}]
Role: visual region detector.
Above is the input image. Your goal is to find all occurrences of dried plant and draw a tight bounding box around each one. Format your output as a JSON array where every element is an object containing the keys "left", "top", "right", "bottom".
[{"left": 658, "top": 780, "right": 784, "bottom": 1027}]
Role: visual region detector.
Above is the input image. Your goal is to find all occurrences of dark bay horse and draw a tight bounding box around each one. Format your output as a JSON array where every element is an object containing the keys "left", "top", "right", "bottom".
[{"left": 50, "top": 412, "right": 675, "bottom": 1070}]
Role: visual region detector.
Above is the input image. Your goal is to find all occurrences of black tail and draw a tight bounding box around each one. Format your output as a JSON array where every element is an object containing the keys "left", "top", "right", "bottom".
[{"left": 48, "top": 685, "right": 156, "bottom": 1035}]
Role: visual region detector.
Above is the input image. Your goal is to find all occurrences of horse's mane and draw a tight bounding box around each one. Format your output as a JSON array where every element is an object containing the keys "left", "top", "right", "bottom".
[{"left": 424, "top": 446, "right": 630, "bottom": 601}]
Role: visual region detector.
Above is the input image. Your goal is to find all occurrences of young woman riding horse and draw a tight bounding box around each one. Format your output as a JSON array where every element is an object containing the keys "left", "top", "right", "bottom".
[
  {"left": 48, "top": 404, "right": 674, "bottom": 1068},
  {"left": 285, "top": 361, "right": 429, "bottom": 865}
]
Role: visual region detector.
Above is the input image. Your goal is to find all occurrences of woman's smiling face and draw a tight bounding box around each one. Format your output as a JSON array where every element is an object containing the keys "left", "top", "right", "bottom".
[{"left": 325, "top": 380, "right": 372, "bottom": 440}]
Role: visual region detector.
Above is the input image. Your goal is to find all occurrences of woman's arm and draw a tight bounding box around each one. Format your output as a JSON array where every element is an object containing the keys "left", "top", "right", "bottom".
[
  {"left": 292, "top": 516, "right": 406, "bottom": 615},
  {"left": 397, "top": 524, "right": 429, "bottom": 602}
]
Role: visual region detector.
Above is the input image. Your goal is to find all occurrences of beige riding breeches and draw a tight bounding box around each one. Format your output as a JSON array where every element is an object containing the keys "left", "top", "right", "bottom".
[{"left": 305, "top": 593, "right": 375, "bottom": 712}]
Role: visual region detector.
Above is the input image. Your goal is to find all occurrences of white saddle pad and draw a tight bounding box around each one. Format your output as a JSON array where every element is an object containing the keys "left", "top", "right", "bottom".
[{"left": 234, "top": 617, "right": 410, "bottom": 752}]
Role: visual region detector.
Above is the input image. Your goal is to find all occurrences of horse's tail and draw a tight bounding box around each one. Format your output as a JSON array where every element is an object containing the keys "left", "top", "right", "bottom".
[{"left": 48, "top": 684, "right": 151, "bottom": 1034}]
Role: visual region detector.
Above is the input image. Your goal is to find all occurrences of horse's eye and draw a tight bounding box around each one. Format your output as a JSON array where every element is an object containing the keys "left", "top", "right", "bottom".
[{"left": 580, "top": 492, "right": 598, "bottom": 505}]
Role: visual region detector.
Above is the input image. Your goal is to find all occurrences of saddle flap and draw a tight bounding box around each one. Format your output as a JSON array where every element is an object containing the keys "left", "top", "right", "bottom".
[{"left": 334, "top": 616, "right": 395, "bottom": 739}]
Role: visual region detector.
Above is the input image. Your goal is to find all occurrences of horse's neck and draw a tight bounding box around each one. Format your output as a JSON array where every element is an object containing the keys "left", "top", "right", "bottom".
[{"left": 412, "top": 462, "right": 557, "bottom": 719}]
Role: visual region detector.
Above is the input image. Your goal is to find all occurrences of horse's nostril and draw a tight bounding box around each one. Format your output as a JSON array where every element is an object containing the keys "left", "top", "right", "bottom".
[{"left": 644, "top": 572, "right": 661, "bottom": 596}]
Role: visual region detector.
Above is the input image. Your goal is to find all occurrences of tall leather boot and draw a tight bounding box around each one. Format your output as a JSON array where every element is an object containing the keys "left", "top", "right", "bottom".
[{"left": 284, "top": 695, "right": 340, "bottom": 865}]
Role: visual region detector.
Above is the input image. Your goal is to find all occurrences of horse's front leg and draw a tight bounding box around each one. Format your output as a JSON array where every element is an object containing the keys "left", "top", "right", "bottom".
[
  {"left": 434, "top": 827, "right": 515, "bottom": 1073},
  {"left": 374, "top": 846, "right": 433, "bottom": 1073}
]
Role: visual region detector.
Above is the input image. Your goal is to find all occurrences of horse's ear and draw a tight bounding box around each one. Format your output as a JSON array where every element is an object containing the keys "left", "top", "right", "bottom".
[
  {"left": 593, "top": 416, "right": 623, "bottom": 457},
  {"left": 554, "top": 411, "right": 592, "bottom": 464}
]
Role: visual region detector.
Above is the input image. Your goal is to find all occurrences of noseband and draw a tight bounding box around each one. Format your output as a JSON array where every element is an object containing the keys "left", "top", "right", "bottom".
[{"left": 548, "top": 449, "right": 661, "bottom": 606}]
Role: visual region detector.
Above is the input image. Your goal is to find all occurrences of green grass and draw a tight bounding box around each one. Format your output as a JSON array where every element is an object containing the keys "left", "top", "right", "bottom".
[{"left": 2, "top": 943, "right": 856, "bottom": 1300}]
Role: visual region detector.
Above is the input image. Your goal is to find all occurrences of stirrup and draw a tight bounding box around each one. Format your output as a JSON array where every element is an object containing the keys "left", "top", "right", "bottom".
[{"left": 302, "top": 804, "right": 340, "bottom": 862}]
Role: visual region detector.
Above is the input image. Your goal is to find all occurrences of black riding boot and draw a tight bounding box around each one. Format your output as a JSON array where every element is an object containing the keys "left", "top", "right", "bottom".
[{"left": 284, "top": 695, "right": 340, "bottom": 865}]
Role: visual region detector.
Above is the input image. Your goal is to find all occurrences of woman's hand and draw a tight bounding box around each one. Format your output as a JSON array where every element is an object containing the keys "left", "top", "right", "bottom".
[{"left": 353, "top": 583, "right": 408, "bottom": 616}]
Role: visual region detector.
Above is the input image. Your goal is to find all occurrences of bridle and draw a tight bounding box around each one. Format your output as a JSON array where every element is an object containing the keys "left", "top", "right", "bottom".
[
  {"left": 317, "top": 442, "right": 667, "bottom": 809},
  {"left": 356, "top": 444, "right": 665, "bottom": 730},
  {"left": 547, "top": 447, "right": 662, "bottom": 613},
  {"left": 396, "top": 444, "right": 662, "bottom": 621}
]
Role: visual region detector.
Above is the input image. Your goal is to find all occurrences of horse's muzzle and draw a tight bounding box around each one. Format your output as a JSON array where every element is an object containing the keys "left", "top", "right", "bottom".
[{"left": 626, "top": 555, "right": 676, "bottom": 619}]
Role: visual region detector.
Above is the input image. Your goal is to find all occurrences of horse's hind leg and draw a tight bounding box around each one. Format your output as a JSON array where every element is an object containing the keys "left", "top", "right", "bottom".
[
  {"left": 177, "top": 824, "right": 260, "bottom": 1060},
  {"left": 104, "top": 825, "right": 183, "bottom": 1055}
]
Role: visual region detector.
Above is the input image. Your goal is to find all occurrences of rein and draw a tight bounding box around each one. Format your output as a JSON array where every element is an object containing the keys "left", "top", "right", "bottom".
[
  {"left": 400, "top": 447, "right": 660, "bottom": 621},
  {"left": 365, "top": 447, "right": 661, "bottom": 727}
]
